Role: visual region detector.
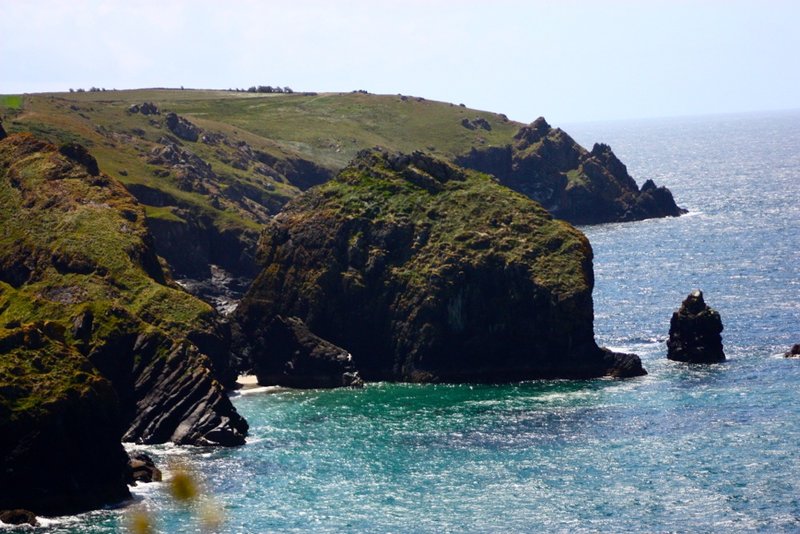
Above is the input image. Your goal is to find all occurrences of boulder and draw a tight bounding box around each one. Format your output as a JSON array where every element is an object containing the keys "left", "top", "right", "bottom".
[
  {"left": 128, "top": 102, "right": 159, "bottom": 115},
  {"left": 235, "top": 149, "right": 646, "bottom": 382},
  {"left": 0, "top": 120, "right": 6, "bottom": 140},
  {"left": 165, "top": 112, "right": 200, "bottom": 142},
  {"left": 249, "top": 316, "right": 364, "bottom": 388},
  {"left": 129, "top": 452, "right": 162, "bottom": 484},
  {"left": 784, "top": 344, "right": 800, "bottom": 358},
  {"left": 140, "top": 102, "right": 159, "bottom": 115},
  {"left": 667, "top": 290, "right": 725, "bottom": 363},
  {"left": 0, "top": 509, "right": 38, "bottom": 526}
]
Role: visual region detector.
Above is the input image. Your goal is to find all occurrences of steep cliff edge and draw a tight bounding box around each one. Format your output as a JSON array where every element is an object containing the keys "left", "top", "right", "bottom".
[
  {"left": 456, "top": 117, "right": 686, "bottom": 224},
  {"left": 235, "top": 149, "right": 645, "bottom": 382},
  {"left": 0, "top": 134, "right": 247, "bottom": 457},
  {"left": 0, "top": 324, "right": 131, "bottom": 515}
]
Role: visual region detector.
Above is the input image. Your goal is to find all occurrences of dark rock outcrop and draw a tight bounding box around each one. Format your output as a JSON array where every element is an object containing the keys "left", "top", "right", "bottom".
[
  {"left": 0, "top": 325, "right": 131, "bottom": 516},
  {"left": 165, "top": 112, "right": 200, "bottom": 142},
  {"left": 144, "top": 211, "right": 259, "bottom": 280},
  {"left": 784, "top": 344, "right": 800, "bottom": 358},
  {"left": 147, "top": 139, "right": 215, "bottom": 192},
  {"left": 246, "top": 316, "right": 364, "bottom": 388},
  {"left": 235, "top": 149, "right": 645, "bottom": 382},
  {"left": 128, "top": 102, "right": 160, "bottom": 115},
  {"left": 0, "top": 509, "right": 38, "bottom": 526},
  {"left": 59, "top": 142, "right": 100, "bottom": 176},
  {"left": 455, "top": 117, "right": 686, "bottom": 224},
  {"left": 0, "top": 120, "right": 6, "bottom": 140},
  {"left": 120, "top": 333, "right": 247, "bottom": 446},
  {"left": 128, "top": 452, "right": 162, "bottom": 484},
  {"left": 667, "top": 290, "right": 725, "bottom": 363}
]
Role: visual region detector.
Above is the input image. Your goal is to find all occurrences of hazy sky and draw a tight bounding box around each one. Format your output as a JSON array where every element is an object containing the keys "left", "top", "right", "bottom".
[{"left": 2, "top": 0, "right": 799, "bottom": 124}]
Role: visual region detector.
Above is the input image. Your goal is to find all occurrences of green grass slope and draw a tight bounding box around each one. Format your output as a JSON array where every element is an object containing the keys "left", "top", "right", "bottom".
[
  {"left": 0, "top": 89, "right": 682, "bottom": 278},
  {"left": 0, "top": 133, "right": 247, "bottom": 448}
]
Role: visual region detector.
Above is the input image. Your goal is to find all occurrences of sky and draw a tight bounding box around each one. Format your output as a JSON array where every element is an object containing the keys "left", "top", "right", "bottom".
[{"left": 2, "top": 0, "right": 799, "bottom": 124}]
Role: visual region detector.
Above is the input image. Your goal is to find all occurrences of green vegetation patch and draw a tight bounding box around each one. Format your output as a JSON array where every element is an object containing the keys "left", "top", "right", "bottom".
[
  {"left": 295, "top": 150, "right": 592, "bottom": 297},
  {"left": 0, "top": 133, "right": 215, "bottom": 360},
  {"left": 0, "top": 94, "right": 23, "bottom": 110}
]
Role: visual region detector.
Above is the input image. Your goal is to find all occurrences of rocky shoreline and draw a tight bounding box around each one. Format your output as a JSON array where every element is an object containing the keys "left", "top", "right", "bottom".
[{"left": 1, "top": 114, "right": 680, "bottom": 518}]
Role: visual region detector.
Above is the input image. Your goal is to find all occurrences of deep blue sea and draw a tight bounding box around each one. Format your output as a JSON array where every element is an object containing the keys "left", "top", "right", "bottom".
[{"left": 16, "top": 111, "right": 800, "bottom": 533}]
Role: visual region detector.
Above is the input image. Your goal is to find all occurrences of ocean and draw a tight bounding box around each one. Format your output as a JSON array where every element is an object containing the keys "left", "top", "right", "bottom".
[{"left": 19, "top": 110, "right": 800, "bottom": 533}]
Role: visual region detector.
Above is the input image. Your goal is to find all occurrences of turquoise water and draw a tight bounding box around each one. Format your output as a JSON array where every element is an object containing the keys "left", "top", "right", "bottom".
[{"left": 23, "top": 111, "right": 800, "bottom": 532}]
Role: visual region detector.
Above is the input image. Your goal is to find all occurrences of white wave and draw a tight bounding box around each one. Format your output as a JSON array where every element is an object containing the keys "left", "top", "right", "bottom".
[{"left": 231, "top": 385, "right": 288, "bottom": 397}]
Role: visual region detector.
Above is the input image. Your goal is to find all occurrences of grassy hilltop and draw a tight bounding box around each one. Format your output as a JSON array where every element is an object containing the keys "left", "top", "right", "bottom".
[{"left": 0, "top": 88, "right": 683, "bottom": 279}]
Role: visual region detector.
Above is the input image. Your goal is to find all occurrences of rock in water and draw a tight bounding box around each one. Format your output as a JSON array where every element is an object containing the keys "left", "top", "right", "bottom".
[
  {"left": 784, "top": 344, "right": 800, "bottom": 358},
  {"left": 667, "top": 290, "right": 725, "bottom": 363},
  {"left": 129, "top": 452, "right": 162, "bottom": 484},
  {"left": 236, "top": 149, "right": 646, "bottom": 382},
  {"left": 250, "top": 316, "right": 364, "bottom": 388},
  {"left": 0, "top": 509, "right": 38, "bottom": 526}
]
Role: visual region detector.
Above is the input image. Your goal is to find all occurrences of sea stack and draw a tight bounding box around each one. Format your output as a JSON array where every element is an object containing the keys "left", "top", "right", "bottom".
[{"left": 667, "top": 290, "right": 725, "bottom": 363}]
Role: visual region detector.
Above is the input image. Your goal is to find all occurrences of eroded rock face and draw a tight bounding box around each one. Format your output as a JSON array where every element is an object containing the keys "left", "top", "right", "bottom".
[
  {"left": 667, "top": 290, "right": 725, "bottom": 363},
  {"left": 165, "top": 112, "right": 200, "bottom": 142},
  {"left": 0, "top": 134, "right": 248, "bottom": 457},
  {"left": 236, "top": 149, "right": 646, "bottom": 382},
  {"left": 246, "top": 316, "right": 364, "bottom": 388},
  {"left": 59, "top": 142, "right": 100, "bottom": 176},
  {"left": 0, "top": 325, "right": 131, "bottom": 516},
  {"left": 121, "top": 333, "right": 247, "bottom": 446},
  {"left": 455, "top": 117, "right": 686, "bottom": 224}
]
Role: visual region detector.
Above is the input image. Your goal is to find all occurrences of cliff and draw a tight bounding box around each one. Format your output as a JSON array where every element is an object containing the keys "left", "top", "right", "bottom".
[
  {"left": 0, "top": 324, "right": 130, "bottom": 515},
  {"left": 0, "top": 135, "right": 247, "bottom": 457},
  {"left": 1, "top": 91, "right": 684, "bottom": 294},
  {"left": 456, "top": 117, "right": 686, "bottom": 224},
  {"left": 235, "top": 150, "right": 645, "bottom": 382}
]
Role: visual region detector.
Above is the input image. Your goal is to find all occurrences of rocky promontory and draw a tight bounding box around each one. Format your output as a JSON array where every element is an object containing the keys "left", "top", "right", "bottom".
[
  {"left": 667, "top": 290, "right": 725, "bottom": 363},
  {"left": 0, "top": 134, "right": 247, "bottom": 512},
  {"left": 245, "top": 315, "right": 364, "bottom": 388},
  {"left": 235, "top": 149, "right": 646, "bottom": 382},
  {"left": 456, "top": 117, "right": 686, "bottom": 224}
]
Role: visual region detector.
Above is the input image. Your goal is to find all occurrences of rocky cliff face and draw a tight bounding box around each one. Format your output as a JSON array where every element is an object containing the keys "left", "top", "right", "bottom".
[
  {"left": 247, "top": 316, "right": 364, "bottom": 388},
  {"left": 0, "top": 324, "right": 131, "bottom": 515},
  {"left": 456, "top": 117, "right": 685, "bottom": 224},
  {"left": 0, "top": 134, "right": 247, "bottom": 464},
  {"left": 236, "top": 150, "right": 645, "bottom": 382}
]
